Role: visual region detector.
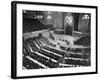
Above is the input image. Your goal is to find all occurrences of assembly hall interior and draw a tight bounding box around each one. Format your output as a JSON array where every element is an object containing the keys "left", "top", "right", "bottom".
[{"left": 23, "top": 10, "right": 91, "bottom": 69}]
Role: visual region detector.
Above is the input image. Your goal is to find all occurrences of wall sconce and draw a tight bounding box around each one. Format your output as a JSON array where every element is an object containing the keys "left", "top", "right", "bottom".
[
  {"left": 82, "top": 14, "right": 90, "bottom": 20},
  {"left": 47, "top": 15, "right": 52, "bottom": 20}
]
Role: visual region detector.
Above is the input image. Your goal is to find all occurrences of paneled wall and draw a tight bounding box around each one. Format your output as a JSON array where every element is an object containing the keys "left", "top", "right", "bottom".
[
  {"left": 23, "top": 11, "right": 64, "bottom": 33},
  {"left": 42, "top": 11, "right": 63, "bottom": 29},
  {"left": 54, "top": 12, "right": 63, "bottom": 29},
  {"left": 23, "top": 10, "right": 91, "bottom": 35},
  {"left": 78, "top": 14, "right": 91, "bottom": 33}
]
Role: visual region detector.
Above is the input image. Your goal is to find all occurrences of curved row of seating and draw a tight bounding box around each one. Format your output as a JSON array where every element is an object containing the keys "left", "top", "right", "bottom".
[
  {"left": 70, "top": 48, "right": 90, "bottom": 53},
  {"left": 68, "top": 53, "right": 89, "bottom": 59},
  {"left": 43, "top": 46, "right": 65, "bottom": 56},
  {"left": 65, "top": 58, "right": 90, "bottom": 66},
  {"left": 37, "top": 49, "right": 61, "bottom": 61},
  {"left": 23, "top": 36, "right": 91, "bottom": 69},
  {"left": 41, "top": 37, "right": 56, "bottom": 47},
  {"left": 23, "top": 57, "right": 44, "bottom": 69}
]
